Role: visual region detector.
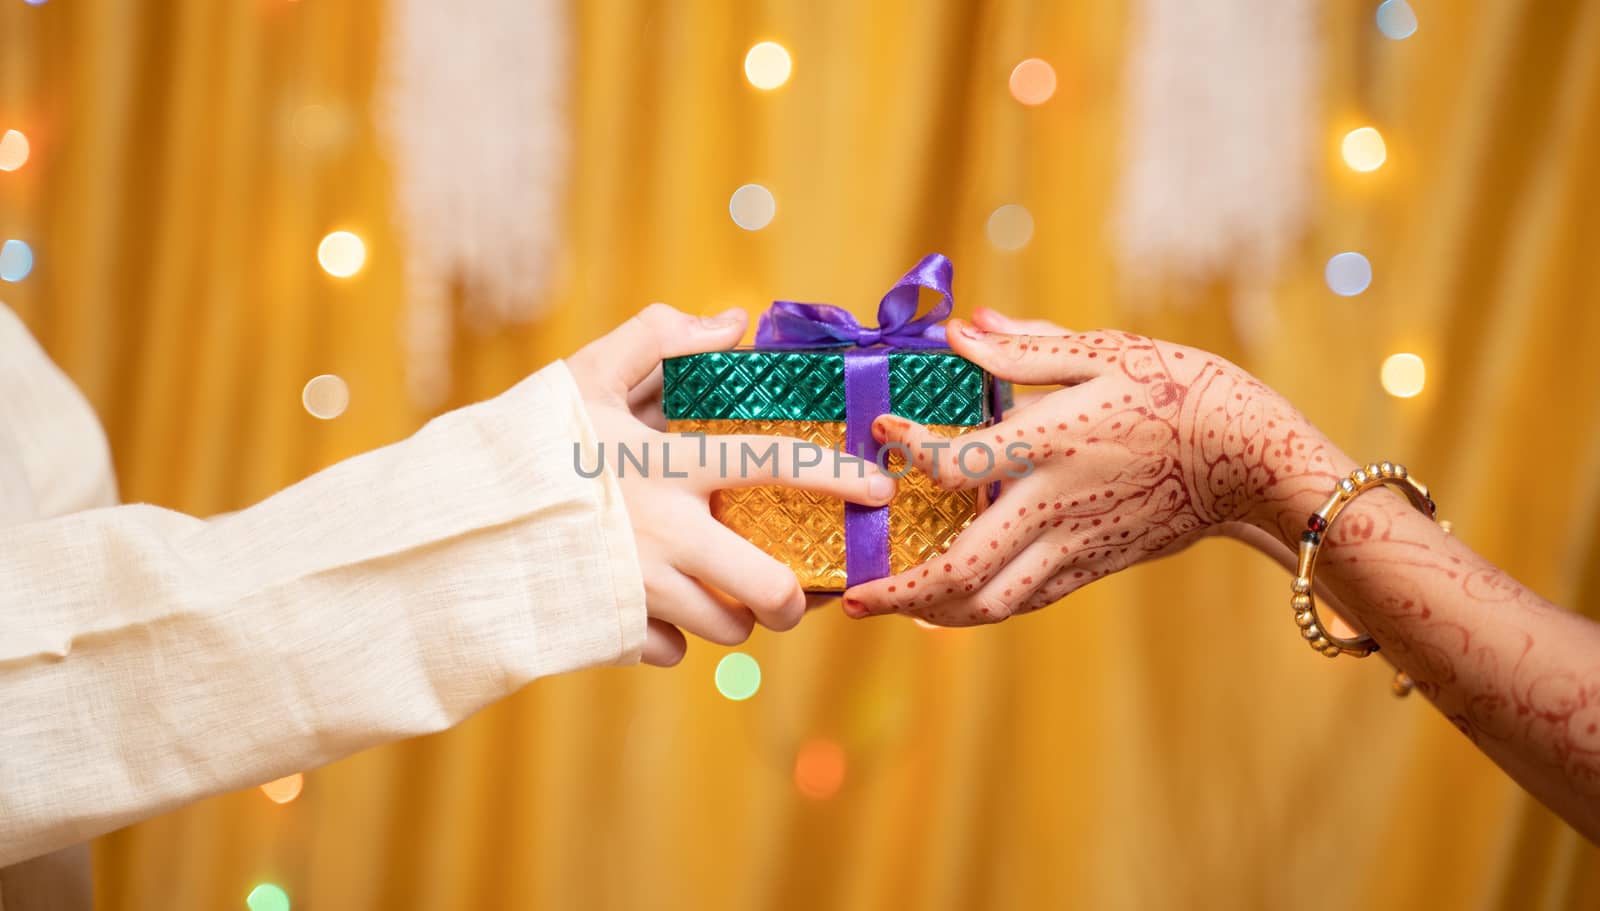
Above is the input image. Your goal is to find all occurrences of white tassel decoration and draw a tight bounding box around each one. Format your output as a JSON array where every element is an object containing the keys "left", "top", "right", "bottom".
[
  {"left": 376, "top": 0, "right": 570, "bottom": 407},
  {"left": 1113, "top": 0, "right": 1322, "bottom": 345}
]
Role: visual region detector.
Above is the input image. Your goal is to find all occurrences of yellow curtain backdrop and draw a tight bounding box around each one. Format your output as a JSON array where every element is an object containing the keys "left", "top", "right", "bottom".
[{"left": 2, "top": 0, "right": 1598, "bottom": 908}]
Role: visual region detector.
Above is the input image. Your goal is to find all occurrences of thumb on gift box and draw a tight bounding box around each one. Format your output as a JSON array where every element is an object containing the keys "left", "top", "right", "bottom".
[{"left": 569, "top": 303, "right": 748, "bottom": 396}]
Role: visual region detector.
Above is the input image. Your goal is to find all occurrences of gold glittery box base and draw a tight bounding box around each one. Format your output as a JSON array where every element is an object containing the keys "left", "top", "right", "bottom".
[{"left": 666, "top": 419, "right": 987, "bottom": 591}]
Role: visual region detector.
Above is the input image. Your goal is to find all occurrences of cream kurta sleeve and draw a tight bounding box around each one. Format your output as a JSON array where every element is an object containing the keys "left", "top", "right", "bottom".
[{"left": 0, "top": 315, "right": 647, "bottom": 869}]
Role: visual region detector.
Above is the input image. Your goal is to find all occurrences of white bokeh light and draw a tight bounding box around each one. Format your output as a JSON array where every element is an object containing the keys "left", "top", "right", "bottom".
[
  {"left": 1381, "top": 353, "right": 1426, "bottom": 398},
  {"left": 302, "top": 374, "right": 351, "bottom": 419},
  {"left": 0, "top": 130, "right": 30, "bottom": 172},
  {"left": 318, "top": 231, "right": 366, "bottom": 278},
  {"left": 744, "top": 42, "right": 793, "bottom": 90},
  {"left": 986, "top": 204, "right": 1034, "bottom": 251},
  {"left": 1325, "top": 252, "right": 1373, "bottom": 296},
  {"left": 729, "top": 184, "right": 776, "bottom": 231},
  {"left": 1341, "top": 127, "right": 1387, "bottom": 172}
]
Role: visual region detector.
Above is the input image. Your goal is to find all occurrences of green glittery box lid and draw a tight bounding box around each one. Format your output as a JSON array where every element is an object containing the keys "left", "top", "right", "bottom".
[{"left": 662, "top": 347, "right": 1011, "bottom": 427}]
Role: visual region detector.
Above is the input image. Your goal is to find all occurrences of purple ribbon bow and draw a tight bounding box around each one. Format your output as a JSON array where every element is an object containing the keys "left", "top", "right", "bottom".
[
  {"left": 754, "top": 253, "right": 954, "bottom": 351},
  {"left": 752, "top": 253, "right": 957, "bottom": 587}
]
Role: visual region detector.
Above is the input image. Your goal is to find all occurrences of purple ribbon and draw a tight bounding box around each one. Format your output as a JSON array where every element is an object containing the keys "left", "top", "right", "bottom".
[{"left": 754, "top": 253, "right": 955, "bottom": 587}]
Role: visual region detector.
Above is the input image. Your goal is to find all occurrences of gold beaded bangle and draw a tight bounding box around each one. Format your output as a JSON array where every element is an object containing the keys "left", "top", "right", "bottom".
[{"left": 1290, "top": 462, "right": 1440, "bottom": 681}]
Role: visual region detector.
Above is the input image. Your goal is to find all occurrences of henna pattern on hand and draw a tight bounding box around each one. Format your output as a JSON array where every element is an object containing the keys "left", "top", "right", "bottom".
[
  {"left": 844, "top": 320, "right": 1600, "bottom": 831},
  {"left": 847, "top": 328, "right": 1340, "bottom": 626}
]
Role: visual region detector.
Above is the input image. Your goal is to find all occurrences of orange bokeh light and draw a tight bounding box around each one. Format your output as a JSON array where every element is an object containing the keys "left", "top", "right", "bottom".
[
  {"left": 1009, "top": 58, "right": 1057, "bottom": 106},
  {"left": 794, "top": 739, "right": 847, "bottom": 800},
  {"left": 260, "top": 773, "right": 304, "bottom": 804}
]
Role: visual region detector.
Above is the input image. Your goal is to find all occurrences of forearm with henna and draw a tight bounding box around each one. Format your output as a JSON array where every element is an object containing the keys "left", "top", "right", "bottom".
[{"left": 1251, "top": 474, "right": 1600, "bottom": 842}]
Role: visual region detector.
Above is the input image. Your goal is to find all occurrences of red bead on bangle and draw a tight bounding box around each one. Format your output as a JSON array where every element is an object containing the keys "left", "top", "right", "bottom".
[{"left": 1289, "top": 461, "right": 1446, "bottom": 698}]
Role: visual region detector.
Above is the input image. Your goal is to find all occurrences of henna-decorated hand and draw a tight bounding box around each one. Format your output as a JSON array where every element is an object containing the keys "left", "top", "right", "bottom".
[
  {"left": 842, "top": 311, "right": 1343, "bottom": 626},
  {"left": 845, "top": 313, "right": 1600, "bottom": 842}
]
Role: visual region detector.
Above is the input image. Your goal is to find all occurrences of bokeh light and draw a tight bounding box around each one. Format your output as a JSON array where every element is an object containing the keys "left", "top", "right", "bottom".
[
  {"left": 1381, "top": 353, "right": 1426, "bottom": 398},
  {"left": 986, "top": 204, "right": 1034, "bottom": 251},
  {"left": 0, "top": 240, "right": 34, "bottom": 282},
  {"left": 260, "top": 773, "right": 304, "bottom": 804},
  {"left": 290, "top": 105, "right": 343, "bottom": 151},
  {"left": 744, "top": 41, "right": 792, "bottom": 90},
  {"left": 246, "top": 883, "right": 290, "bottom": 911},
  {"left": 794, "top": 738, "right": 847, "bottom": 800},
  {"left": 0, "top": 130, "right": 29, "bottom": 171},
  {"left": 302, "top": 375, "right": 350, "bottom": 420},
  {"left": 714, "top": 652, "right": 761, "bottom": 701},
  {"left": 729, "top": 184, "right": 776, "bottom": 231},
  {"left": 1008, "top": 58, "right": 1057, "bottom": 106},
  {"left": 317, "top": 230, "right": 365, "bottom": 277},
  {"left": 1376, "top": 0, "right": 1419, "bottom": 40},
  {"left": 1342, "top": 126, "right": 1387, "bottom": 172},
  {"left": 1324, "top": 251, "right": 1372, "bottom": 296}
]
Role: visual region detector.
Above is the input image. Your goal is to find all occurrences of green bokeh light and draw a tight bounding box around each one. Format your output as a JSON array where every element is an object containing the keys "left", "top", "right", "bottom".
[
  {"left": 715, "top": 652, "right": 761, "bottom": 701},
  {"left": 246, "top": 883, "right": 290, "bottom": 911}
]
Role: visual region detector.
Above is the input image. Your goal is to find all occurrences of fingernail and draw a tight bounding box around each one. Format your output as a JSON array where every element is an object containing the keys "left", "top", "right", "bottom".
[
  {"left": 951, "top": 319, "right": 982, "bottom": 341},
  {"left": 699, "top": 308, "right": 743, "bottom": 328},
  {"left": 868, "top": 472, "right": 894, "bottom": 503},
  {"left": 842, "top": 596, "right": 866, "bottom": 618}
]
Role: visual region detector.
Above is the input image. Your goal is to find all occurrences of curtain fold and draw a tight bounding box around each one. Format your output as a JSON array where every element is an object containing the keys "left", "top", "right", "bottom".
[{"left": 1, "top": 1, "right": 1595, "bottom": 908}]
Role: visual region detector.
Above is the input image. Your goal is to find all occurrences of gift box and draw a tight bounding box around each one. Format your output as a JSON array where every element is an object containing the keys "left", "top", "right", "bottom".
[{"left": 662, "top": 254, "right": 1010, "bottom": 592}]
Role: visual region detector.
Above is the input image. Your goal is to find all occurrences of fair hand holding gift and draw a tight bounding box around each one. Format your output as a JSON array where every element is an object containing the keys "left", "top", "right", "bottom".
[{"left": 567, "top": 303, "right": 894, "bottom": 665}]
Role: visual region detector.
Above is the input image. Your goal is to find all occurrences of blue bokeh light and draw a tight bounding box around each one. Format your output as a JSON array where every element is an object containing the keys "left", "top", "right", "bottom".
[
  {"left": 0, "top": 240, "right": 34, "bottom": 282},
  {"left": 1325, "top": 252, "right": 1373, "bottom": 297},
  {"left": 1376, "top": 0, "right": 1418, "bottom": 40}
]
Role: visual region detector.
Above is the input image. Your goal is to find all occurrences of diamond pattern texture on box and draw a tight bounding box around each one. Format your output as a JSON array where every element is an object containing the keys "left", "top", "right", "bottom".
[
  {"left": 663, "top": 349, "right": 993, "bottom": 425},
  {"left": 661, "top": 346, "right": 1002, "bottom": 591},
  {"left": 665, "top": 419, "right": 984, "bottom": 591}
]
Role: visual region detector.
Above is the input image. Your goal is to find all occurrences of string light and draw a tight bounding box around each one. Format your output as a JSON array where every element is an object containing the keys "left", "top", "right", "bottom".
[
  {"left": 259, "top": 773, "right": 304, "bottom": 804},
  {"left": 1342, "top": 127, "right": 1387, "bottom": 172},
  {"left": 246, "top": 883, "right": 290, "bottom": 911},
  {"left": 793, "top": 739, "right": 847, "bottom": 800},
  {"left": 317, "top": 231, "right": 365, "bottom": 277},
  {"left": 1376, "top": 0, "right": 1418, "bottom": 40},
  {"left": 1008, "top": 58, "right": 1057, "bottom": 106},
  {"left": 986, "top": 204, "right": 1034, "bottom": 251},
  {"left": 744, "top": 41, "right": 792, "bottom": 90},
  {"left": 1381, "top": 353, "right": 1426, "bottom": 398},
  {"left": 302, "top": 375, "right": 350, "bottom": 419},
  {"left": 1324, "top": 251, "right": 1372, "bottom": 296},
  {"left": 0, "top": 130, "right": 29, "bottom": 171},
  {"left": 0, "top": 240, "right": 34, "bottom": 282},
  {"left": 728, "top": 184, "right": 776, "bottom": 231},
  {"left": 714, "top": 652, "right": 761, "bottom": 701}
]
